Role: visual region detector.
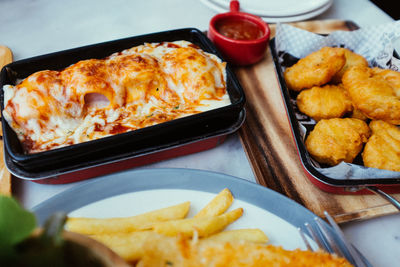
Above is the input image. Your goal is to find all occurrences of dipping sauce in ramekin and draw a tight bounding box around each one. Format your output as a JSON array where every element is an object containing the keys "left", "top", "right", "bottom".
[
  {"left": 208, "top": 0, "right": 270, "bottom": 66},
  {"left": 216, "top": 18, "right": 264, "bottom": 41}
]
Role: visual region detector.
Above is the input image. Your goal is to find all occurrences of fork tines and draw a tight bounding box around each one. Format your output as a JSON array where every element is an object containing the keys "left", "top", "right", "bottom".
[{"left": 299, "top": 211, "right": 369, "bottom": 267}]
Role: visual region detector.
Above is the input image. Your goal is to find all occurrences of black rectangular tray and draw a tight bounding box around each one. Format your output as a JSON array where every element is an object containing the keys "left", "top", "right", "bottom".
[
  {"left": 5, "top": 109, "right": 245, "bottom": 181},
  {"left": 270, "top": 38, "right": 400, "bottom": 187},
  {"left": 1, "top": 28, "right": 245, "bottom": 172}
]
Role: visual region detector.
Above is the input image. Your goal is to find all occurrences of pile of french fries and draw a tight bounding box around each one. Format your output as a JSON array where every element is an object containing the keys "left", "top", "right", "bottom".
[{"left": 65, "top": 188, "right": 268, "bottom": 263}]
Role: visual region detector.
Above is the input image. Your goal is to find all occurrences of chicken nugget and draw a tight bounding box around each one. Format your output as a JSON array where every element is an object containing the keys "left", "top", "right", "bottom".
[
  {"left": 350, "top": 107, "right": 369, "bottom": 121},
  {"left": 296, "top": 84, "right": 353, "bottom": 121},
  {"left": 331, "top": 48, "right": 368, "bottom": 84},
  {"left": 371, "top": 67, "right": 400, "bottom": 97},
  {"left": 284, "top": 47, "right": 346, "bottom": 92},
  {"left": 362, "top": 120, "right": 400, "bottom": 172},
  {"left": 342, "top": 66, "right": 400, "bottom": 125},
  {"left": 305, "top": 118, "right": 371, "bottom": 166}
]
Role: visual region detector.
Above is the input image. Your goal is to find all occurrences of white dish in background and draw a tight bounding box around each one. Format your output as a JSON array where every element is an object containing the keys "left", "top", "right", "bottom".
[
  {"left": 201, "top": 0, "right": 333, "bottom": 23},
  {"left": 32, "top": 168, "right": 325, "bottom": 250},
  {"left": 211, "top": 0, "right": 331, "bottom": 17}
]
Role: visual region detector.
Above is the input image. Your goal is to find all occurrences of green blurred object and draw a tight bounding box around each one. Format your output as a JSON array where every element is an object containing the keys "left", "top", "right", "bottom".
[
  {"left": 0, "top": 196, "right": 36, "bottom": 256},
  {"left": 0, "top": 196, "right": 110, "bottom": 267}
]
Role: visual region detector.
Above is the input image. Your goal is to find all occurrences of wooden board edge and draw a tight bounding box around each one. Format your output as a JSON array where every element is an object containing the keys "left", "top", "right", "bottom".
[{"left": 334, "top": 204, "right": 399, "bottom": 223}]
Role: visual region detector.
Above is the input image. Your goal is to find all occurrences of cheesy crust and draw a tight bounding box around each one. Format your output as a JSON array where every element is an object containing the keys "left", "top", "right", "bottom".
[{"left": 3, "top": 41, "right": 230, "bottom": 153}]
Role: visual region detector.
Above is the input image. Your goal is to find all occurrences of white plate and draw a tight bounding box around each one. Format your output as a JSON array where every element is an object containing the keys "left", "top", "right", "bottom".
[
  {"left": 201, "top": 0, "right": 333, "bottom": 23},
  {"left": 68, "top": 189, "right": 305, "bottom": 249},
  {"left": 32, "top": 168, "right": 325, "bottom": 250},
  {"left": 211, "top": 0, "right": 331, "bottom": 17}
]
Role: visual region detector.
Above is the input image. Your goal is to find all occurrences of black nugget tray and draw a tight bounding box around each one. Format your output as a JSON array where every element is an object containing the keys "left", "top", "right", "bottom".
[
  {"left": 269, "top": 38, "right": 400, "bottom": 187},
  {"left": 0, "top": 28, "right": 246, "bottom": 172}
]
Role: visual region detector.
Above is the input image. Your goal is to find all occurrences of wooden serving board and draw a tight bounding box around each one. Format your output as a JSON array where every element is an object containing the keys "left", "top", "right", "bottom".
[
  {"left": 236, "top": 19, "right": 400, "bottom": 223},
  {"left": 0, "top": 45, "right": 12, "bottom": 195}
]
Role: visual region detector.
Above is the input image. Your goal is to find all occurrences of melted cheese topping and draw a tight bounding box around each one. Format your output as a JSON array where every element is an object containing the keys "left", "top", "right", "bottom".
[{"left": 3, "top": 41, "right": 229, "bottom": 153}]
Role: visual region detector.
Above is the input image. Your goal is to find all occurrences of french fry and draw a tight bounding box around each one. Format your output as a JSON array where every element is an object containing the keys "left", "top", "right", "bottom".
[
  {"left": 90, "top": 231, "right": 160, "bottom": 262},
  {"left": 152, "top": 207, "right": 243, "bottom": 238},
  {"left": 194, "top": 188, "right": 234, "bottom": 218},
  {"left": 202, "top": 228, "right": 268, "bottom": 243},
  {"left": 66, "top": 201, "right": 190, "bottom": 235}
]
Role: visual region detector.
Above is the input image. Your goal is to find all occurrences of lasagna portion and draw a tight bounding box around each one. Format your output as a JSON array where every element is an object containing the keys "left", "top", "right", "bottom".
[{"left": 2, "top": 41, "right": 230, "bottom": 154}]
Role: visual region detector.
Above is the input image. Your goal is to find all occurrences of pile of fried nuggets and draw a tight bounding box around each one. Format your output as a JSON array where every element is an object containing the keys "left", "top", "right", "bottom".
[{"left": 284, "top": 47, "right": 400, "bottom": 172}]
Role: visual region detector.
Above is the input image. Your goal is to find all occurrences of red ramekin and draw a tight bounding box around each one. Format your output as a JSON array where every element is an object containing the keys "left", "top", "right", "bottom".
[{"left": 208, "top": 0, "right": 270, "bottom": 66}]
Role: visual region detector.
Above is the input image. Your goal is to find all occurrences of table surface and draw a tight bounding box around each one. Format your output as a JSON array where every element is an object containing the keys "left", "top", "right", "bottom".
[{"left": 1, "top": 0, "right": 399, "bottom": 266}]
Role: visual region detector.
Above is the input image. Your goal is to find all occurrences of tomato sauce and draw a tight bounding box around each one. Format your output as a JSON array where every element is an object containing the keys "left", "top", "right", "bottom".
[{"left": 216, "top": 18, "right": 263, "bottom": 41}]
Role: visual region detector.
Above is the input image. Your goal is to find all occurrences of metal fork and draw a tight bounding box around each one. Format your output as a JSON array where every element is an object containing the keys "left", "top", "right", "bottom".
[{"left": 298, "top": 211, "right": 372, "bottom": 267}]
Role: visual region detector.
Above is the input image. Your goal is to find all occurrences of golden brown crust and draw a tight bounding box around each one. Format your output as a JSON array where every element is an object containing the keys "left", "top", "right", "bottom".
[
  {"left": 362, "top": 120, "right": 400, "bottom": 172},
  {"left": 350, "top": 108, "right": 369, "bottom": 121},
  {"left": 331, "top": 48, "right": 369, "bottom": 84},
  {"left": 296, "top": 84, "right": 353, "bottom": 121},
  {"left": 136, "top": 234, "right": 353, "bottom": 267},
  {"left": 342, "top": 66, "right": 400, "bottom": 125},
  {"left": 305, "top": 118, "right": 371, "bottom": 166},
  {"left": 371, "top": 67, "right": 400, "bottom": 97},
  {"left": 284, "top": 47, "right": 346, "bottom": 92}
]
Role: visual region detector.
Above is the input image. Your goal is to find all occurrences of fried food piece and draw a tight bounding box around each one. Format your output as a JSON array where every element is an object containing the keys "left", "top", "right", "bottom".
[
  {"left": 194, "top": 188, "right": 233, "bottom": 218},
  {"left": 136, "top": 233, "right": 353, "bottom": 267},
  {"left": 90, "top": 231, "right": 157, "bottom": 262},
  {"left": 91, "top": 229, "right": 269, "bottom": 263},
  {"left": 331, "top": 48, "right": 368, "bottom": 83},
  {"left": 362, "top": 120, "right": 400, "bottom": 172},
  {"left": 284, "top": 47, "right": 346, "bottom": 91},
  {"left": 371, "top": 67, "right": 400, "bottom": 97},
  {"left": 203, "top": 229, "right": 268, "bottom": 244},
  {"left": 305, "top": 118, "right": 371, "bottom": 166},
  {"left": 152, "top": 208, "right": 243, "bottom": 238},
  {"left": 66, "top": 201, "right": 190, "bottom": 235},
  {"left": 342, "top": 66, "right": 400, "bottom": 125},
  {"left": 350, "top": 108, "right": 369, "bottom": 121},
  {"left": 92, "top": 229, "right": 269, "bottom": 263},
  {"left": 296, "top": 84, "right": 353, "bottom": 121}
]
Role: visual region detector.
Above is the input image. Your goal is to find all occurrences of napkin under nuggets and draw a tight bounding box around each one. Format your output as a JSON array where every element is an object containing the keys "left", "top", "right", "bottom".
[
  {"left": 362, "top": 120, "right": 400, "bottom": 172},
  {"left": 284, "top": 47, "right": 346, "bottom": 91},
  {"left": 305, "top": 118, "right": 371, "bottom": 166},
  {"left": 342, "top": 66, "right": 400, "bottom": 125},
  {"left": 296, "top": 84, "right": 353, "bottom": 121}
]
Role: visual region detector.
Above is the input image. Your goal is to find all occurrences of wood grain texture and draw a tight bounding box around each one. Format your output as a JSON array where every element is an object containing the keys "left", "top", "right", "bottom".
[
  {"left": 0, "top": 45, "right": 12, "bottom": 195},
  {"left": 236, "top": 19, "right": 400, "bottom": 223}
]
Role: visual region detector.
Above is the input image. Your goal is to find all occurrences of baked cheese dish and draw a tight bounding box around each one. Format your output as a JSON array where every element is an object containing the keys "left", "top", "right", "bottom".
[{"left": 2, "top": 41, "right": 230, "bottom": 154}]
